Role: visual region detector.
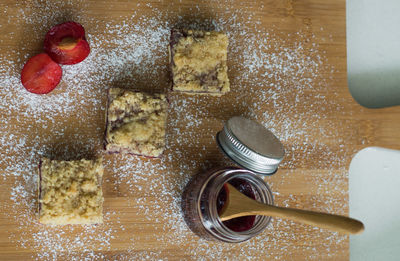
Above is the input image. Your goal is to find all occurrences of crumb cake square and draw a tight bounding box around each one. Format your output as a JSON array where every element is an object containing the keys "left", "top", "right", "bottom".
[
  {"left": 38, "top": 158, "right": 104, "bottom": 225},
  {"left": 105, "top": 88, "right": 167, "bottom": 157},
  {"left": 170, "top": 29, "right": 230, "bottom": 95}
]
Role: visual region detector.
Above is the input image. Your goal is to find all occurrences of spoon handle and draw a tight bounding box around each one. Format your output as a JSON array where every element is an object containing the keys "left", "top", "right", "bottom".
[
  {"left": 221, "top": 184, "right": 364, "bottom": 234},
  {"left": 248, "top": 202, "right": 364, "bottom": 234}
]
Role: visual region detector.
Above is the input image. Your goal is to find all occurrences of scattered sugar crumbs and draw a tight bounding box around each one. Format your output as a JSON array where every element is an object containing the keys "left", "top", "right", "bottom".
[{"left": 0, "top": 0, "right": 354, "bottom": 260}]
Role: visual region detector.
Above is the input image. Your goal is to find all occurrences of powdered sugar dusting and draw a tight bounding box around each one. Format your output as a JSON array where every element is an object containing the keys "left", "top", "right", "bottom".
[{"left": 0, "top": 0, "right": 353, "bottom": 260}]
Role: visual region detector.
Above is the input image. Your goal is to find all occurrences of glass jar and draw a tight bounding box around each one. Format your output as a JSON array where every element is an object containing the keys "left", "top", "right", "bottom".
[
  {"left": 181, "top": 116, "right": 285, "bottom": 243},
  {"left": 182, "top": 167, "right": 274, "bottom": 243}
]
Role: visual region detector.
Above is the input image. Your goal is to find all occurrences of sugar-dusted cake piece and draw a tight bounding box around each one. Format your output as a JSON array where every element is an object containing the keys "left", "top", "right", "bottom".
[
  {"left": 38, "top": 158, "right": 104, "bottom": 225},
  {"left": 170, "top": 29, "right": 230, "bottom": 95},
  {"left": 105, "top": 88, "right": 168, "bottom": 157}
]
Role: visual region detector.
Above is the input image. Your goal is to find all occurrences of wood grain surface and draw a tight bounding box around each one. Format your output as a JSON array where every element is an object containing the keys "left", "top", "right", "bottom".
[{"left": 0, "top": 0, "right": 399, "bottom": 260}]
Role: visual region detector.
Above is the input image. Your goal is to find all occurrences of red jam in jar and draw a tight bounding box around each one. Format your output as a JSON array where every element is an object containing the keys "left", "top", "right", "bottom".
[{"left": 216, "top": 179, "right": 256, "bottom": 232}]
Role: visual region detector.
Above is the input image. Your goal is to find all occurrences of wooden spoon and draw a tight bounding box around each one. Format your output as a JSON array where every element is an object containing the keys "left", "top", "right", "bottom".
[{"left": 219, "top": 184, "right": 364, "bottom": 235}]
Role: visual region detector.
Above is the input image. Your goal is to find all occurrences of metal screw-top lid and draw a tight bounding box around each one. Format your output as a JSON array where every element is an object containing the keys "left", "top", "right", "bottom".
[{"left": 217, "top": 116, "right": 285, "bottom": 175}]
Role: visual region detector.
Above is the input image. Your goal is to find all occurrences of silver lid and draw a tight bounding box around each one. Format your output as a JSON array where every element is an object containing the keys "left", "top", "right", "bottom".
[{"left": 217, "top": 116, "right": 285, "bottom": 175}]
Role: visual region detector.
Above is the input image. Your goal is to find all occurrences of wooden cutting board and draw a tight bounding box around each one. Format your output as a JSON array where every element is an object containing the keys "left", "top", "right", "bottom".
[{"left": 0, "top": 0, "right": 399, "bottom": 260}]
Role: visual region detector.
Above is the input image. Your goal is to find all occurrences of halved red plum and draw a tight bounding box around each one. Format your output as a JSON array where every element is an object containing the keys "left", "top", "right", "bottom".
[
  {"left": 44, "top": 21, "right": 90, "bottom": 65},
  {"left": 21, "top": 53, "right": 63, "bottom": 94}
]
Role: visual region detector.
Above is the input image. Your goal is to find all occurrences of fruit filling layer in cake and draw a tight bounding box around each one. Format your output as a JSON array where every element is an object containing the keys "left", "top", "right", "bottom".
[
  {"left": 170, "top": 29, "right": 230, "bottom": 96},
  {"left": 105, "top": 88, "right": 167, "bottom": 157}
]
